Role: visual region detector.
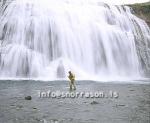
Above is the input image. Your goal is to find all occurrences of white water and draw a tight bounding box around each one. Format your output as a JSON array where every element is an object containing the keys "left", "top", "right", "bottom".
[{"left": 0, "top": 0, "right": 150, "bottom": 80}]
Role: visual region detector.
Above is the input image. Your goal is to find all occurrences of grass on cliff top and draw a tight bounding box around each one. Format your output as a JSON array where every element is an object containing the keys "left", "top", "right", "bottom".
[
  {"left": 127, "top": 2, "right": 150, "bottom": 6},
  {"left": 127, "top": 2, "right": 150, "bottom": 13},
  {"left": 126, "top": 2, "right": 150, "bottom": 26}
]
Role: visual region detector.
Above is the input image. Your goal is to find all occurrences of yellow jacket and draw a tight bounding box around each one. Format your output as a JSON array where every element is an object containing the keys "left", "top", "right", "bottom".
[{"left": 68, "top": 73, "right": 75, "bottom": 81}]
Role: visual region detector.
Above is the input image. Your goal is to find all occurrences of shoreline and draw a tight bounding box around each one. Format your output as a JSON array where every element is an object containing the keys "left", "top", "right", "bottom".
[{"left": 0, "top": 78, "right": 149, "bottom": 84}]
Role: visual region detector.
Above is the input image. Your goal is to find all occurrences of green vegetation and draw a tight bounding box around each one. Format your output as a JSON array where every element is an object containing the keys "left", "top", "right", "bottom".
[{"left": 127, "top": 2, "right": 150, "bottom": 26}]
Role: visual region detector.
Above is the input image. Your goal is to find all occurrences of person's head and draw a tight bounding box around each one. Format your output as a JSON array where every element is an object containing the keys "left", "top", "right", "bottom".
[{"left": 68, "top": 71, "right": 71, "bottom": 74}]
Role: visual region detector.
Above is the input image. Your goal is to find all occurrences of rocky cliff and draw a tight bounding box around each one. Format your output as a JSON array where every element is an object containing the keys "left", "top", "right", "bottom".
[{"left": 128, "top": 2, "right": 150, "bottom": 26}]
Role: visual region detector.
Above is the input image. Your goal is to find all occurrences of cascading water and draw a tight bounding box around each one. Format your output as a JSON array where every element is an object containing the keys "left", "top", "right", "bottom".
[{"left": 0, "top": 0, "right": 150, "bottom": 80}]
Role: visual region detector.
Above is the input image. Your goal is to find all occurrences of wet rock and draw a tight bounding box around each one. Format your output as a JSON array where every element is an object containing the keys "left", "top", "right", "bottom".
[
  {"left": 25, "top": 96, "right": 32, "bottom": 100},
  {"left": 116, "top": 104, "right": 126, "bottom": 107},
  {"left": 10, "top": 104, "right": 15, "bottom": 107},
  {"left": 17, "top": 105, "right": 23, "bottom": 108},
  {"left": 83, "top": 101, "right": 88, "bottom": 104},
  {"left": 129, "top": 90, "right": 135, "bottom": 91},
  {"left": 90, "top": 101, "right": 99, "bottom": 105}
]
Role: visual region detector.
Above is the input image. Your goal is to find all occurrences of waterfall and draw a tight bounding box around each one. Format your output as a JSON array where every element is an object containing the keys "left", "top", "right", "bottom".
[{"left": 0, "top": 0, "right": 150, "bottom": 80}]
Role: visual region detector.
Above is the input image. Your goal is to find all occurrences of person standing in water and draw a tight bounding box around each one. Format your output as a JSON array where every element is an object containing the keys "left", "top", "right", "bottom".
[{"left": 68, "top": 71, "right": 76, "bottom": 90}]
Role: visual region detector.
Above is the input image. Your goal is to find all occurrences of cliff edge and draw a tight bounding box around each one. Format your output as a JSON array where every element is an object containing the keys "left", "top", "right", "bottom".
[{"left": 128, "top": 2, "right": 150, "bottom": 26}]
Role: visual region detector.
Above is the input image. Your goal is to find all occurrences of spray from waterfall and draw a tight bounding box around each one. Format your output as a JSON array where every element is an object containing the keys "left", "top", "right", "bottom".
[{"left": 0, "top": 0, "right": 150, "bottom": 80}]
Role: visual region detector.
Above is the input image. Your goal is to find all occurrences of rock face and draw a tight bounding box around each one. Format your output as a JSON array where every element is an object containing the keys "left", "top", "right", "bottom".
[
  {"left": 128, "top": 2, "right": 150, "bottom": 27},
  {"left": 128, "top": 2, "right": 150, "bottom": 76}
]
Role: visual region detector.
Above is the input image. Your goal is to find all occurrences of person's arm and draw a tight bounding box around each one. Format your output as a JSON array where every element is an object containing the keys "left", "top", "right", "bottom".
[
  {"left": 73, "top": 74, "right": 75, "bottom": 80},
  {"left": 68, "top": 75, "right": 71, "bottom": 80}
]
